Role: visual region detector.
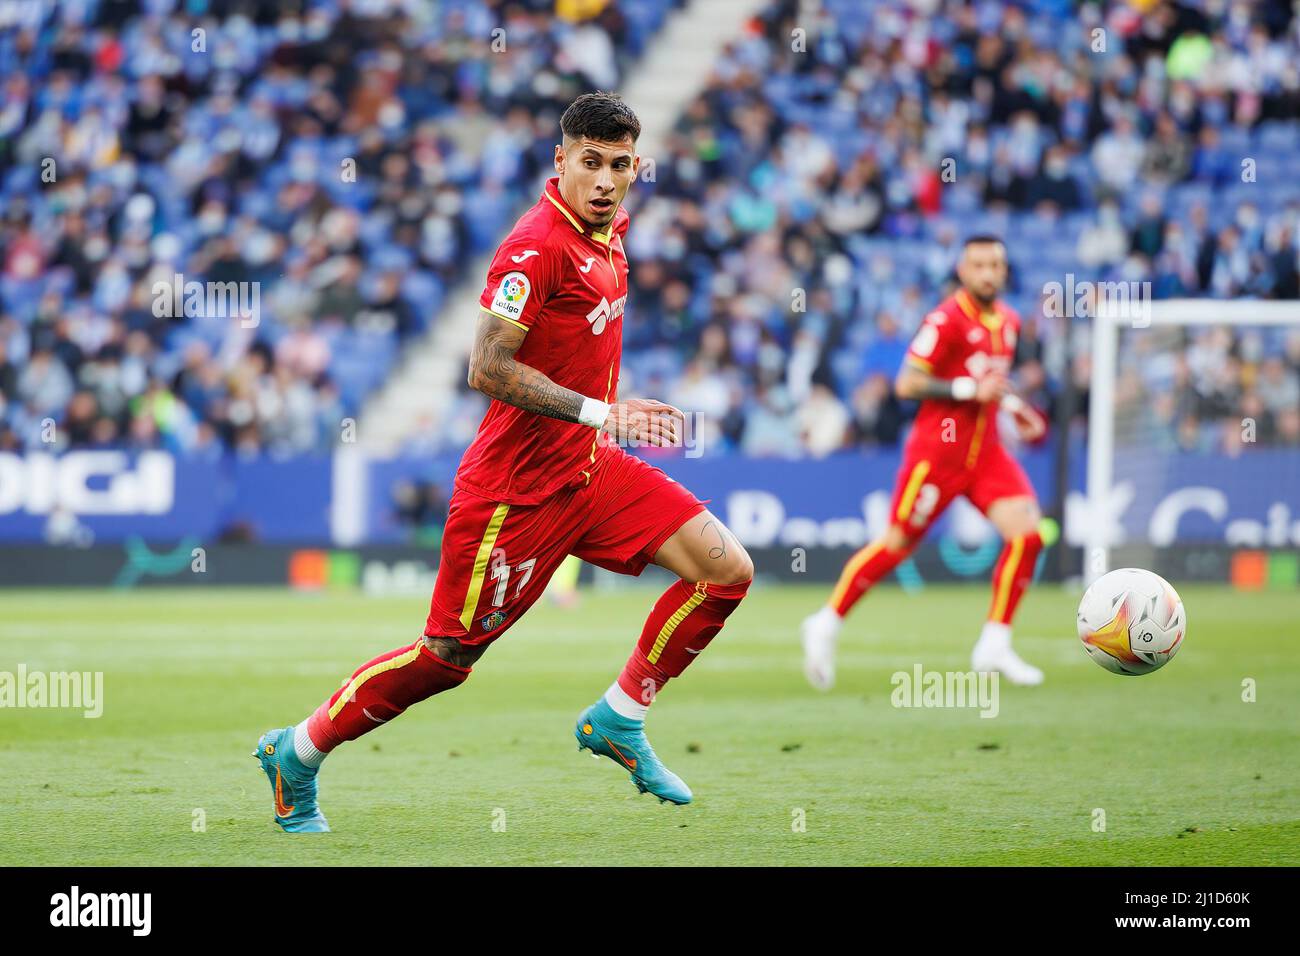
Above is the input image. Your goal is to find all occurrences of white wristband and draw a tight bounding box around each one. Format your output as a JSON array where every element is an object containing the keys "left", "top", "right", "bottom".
[
  {"left": 578, "top": 397, "right": 611, "bottom": 430},
  {"left": 951, "top": 376, "right": 977, "bottom": 401},
  {"left": 1000, "top": 394, "right": 1025, "bottom": 414}
]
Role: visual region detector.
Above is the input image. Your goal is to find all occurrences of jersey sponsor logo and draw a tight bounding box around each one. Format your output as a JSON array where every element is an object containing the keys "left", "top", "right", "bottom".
[
  {"left": 492, "top": 271, "right": 531, "bottom": 320},
  {"left": 585, "top": 293, "right": 627, "bottom": 335},
  {"left": 510, "top": 249, "right": 540, "bottom": 263},
  {"left": 579, "top": 256, "right": 597, "bottom": 274}
]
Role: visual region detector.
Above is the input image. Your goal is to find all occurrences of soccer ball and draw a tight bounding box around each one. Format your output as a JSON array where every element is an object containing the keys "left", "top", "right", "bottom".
[{"left": 1077, "top": 568, "right": 1186, "bottom": 676}]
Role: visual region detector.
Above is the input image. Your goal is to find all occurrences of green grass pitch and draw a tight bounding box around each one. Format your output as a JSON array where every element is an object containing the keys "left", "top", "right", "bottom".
[{"left": 1, "top": 583, "right": 1296, "bottom": 866}]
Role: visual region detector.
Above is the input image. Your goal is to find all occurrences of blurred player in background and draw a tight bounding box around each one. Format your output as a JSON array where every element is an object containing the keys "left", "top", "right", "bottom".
[
  {"left": 545, "top": 554, "right": 584, "bottom": 608},
  {"left": 802, "top": 236, "right": 1048, "bottom": 690},
  {"left": 254, "top": 93, "right": 752, "bottom": 831}
]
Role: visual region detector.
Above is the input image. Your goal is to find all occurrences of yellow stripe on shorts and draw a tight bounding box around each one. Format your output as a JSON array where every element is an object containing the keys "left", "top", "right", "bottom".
[{"left": 460, "top": 503, "right": 510, "bottom": 631}]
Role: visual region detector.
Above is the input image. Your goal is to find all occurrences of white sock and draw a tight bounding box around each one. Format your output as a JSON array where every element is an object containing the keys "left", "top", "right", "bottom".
[
  {"left": 294, "top": 720, "right": 328, "bottom": 768},
  {"left": 976, "top": 621, "right": 1012, "bottom": 653},
  {"left": 603, "top": 681, "right": 649, "bottom": 721},
  {"left": 811, "top": 604, "right": 843, "bottom": 635}
]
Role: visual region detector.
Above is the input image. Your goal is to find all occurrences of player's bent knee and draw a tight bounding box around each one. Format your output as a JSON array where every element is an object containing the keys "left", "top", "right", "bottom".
[
  {"left": 696, "top": 545, "right": 753, "bottom": 586},
  {"left": 1019, "top": 499, "right": 1043, "bottom": 526},
  {"left": 421, "top": 635, "right": 487, "bottom": 671},
  {"left": 1004, "top": 522, "right": 1039, "bottom": 541},
  {"left": 989, "top": 496, "right": 1040, "bottom": 539},
  {"left": 883, "top": 525, "right": 916, "bottom": 554},
  {"left": 720, "top": 546, "right": 754, "bottom": 586},
  {"left": 1001, "top": 509, "right": 1041, "bottom": 540}
]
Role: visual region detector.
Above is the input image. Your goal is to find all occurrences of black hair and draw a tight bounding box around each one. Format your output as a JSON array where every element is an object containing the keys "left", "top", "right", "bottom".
[{"left": 560, "top": 91, "right": 641, "bottom": 145}]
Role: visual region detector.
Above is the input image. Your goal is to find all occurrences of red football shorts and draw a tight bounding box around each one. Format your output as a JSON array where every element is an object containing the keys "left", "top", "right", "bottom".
[
  {"left": 425, "top": 447, "right": 706, "bottom": 644},
  {"left": 889, "top": 439, "right": 1035, "bottom": 536}
]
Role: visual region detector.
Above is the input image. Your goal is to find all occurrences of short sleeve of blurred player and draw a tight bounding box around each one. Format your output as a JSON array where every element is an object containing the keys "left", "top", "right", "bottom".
[
  {"left": 904, "top": 309, "right": 956, "bottom": 376},
  {"left": 478, "top": 236, "right": 557, "bottom": 333}
]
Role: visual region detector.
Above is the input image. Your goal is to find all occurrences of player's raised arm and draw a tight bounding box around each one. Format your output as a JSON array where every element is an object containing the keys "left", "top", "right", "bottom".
[{"left": 467, "top": 309, "right": 685, "bottom": 446}]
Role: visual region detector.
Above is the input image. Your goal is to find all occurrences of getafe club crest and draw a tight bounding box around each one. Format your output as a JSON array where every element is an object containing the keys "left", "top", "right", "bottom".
[{"left": 481, "top": 609, "right": 507, "bottom": 632}]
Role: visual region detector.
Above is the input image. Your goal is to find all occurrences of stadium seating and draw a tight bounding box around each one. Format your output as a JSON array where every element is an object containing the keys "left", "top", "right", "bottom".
[
  {"left": 2, "top": 0, "right": 1297, "bottom": 461},
  {"left": 0, "top": 0, "right": 678, "bottom": 455}
]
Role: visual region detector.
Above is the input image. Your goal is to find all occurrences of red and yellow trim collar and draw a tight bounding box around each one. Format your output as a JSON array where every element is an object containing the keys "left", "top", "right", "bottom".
[{"left": 956, "top": 288, "right": 1005, "bottom": 338}]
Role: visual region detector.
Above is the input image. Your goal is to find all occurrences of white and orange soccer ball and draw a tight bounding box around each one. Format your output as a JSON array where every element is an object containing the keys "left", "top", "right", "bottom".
[{"left": 1077, "top": 568, "right": 1186, "bottom": 676}]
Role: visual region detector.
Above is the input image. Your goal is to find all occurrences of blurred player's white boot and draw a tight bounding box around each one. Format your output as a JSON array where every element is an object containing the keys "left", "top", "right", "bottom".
[
  {"left": 801, "top": 606, "right": 842, "bottom": 691},
  {"left": 971, "top": 621, "right": 1043, "bottom": 686}
]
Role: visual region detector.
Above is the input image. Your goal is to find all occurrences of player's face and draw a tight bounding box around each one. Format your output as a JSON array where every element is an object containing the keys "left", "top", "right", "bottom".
[
  {"left": 957, "top": 242, "right": 1008, "bottom": 304},
  {"left": 555, "top": 137, "right": 639, "bottom": 229}
]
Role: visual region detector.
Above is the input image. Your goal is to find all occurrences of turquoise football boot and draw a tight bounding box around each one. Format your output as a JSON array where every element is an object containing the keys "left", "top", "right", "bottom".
[
  {"left": 253, "top": 728, "right": 330, "bottom": 832},
  {"left": 575, "top": 698, "right": 693, "bottom": 805}
]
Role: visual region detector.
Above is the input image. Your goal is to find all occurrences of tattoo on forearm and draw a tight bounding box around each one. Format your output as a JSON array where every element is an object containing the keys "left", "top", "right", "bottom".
[
  {"left": 701, "top": 520, "right": 727, "bottom": 560},
  {"left": 912, "top": 373, "right": 960, "bottom": 400},
  {"left": 470, "top": 318, "right": 584, "bottom": 423}
]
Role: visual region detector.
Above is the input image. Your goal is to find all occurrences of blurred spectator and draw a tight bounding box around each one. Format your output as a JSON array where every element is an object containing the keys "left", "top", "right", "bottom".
[{"left": 392, "top": 478, "right": 449, "bottom": 544}]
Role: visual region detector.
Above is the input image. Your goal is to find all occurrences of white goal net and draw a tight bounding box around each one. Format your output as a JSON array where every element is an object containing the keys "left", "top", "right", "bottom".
[{"left": 1085, "top": 300, "right": 1300, "bottom": 584}]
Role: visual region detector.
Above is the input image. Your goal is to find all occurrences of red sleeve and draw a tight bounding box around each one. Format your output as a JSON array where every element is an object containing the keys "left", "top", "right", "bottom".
[
  {"left": 903, "top": 309, "right": 957, "bottom": 376},
  {"left": 478, "top": 232, "right": 558, "bottom": 332}
]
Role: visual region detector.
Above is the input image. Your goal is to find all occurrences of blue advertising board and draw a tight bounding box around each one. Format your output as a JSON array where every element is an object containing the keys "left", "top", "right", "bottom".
[{"left": 1, "top": 443, "right": 1297, "bottom": 549}]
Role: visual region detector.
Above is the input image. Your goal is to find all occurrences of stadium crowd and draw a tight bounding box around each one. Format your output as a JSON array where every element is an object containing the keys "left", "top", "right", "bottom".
[
  {"left": 0, "top": 0, "right": 674, "bottom": 456},
  {"left": 602, "top": 0, "right": 1300, "bottom": 457},
  {"left": 2, "top": 0, "right": 1299, "bottom": 462}
]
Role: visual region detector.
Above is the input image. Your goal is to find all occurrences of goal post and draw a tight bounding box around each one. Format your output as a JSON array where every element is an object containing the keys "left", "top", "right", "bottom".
[{"left": 1085, "top": 299, "right": 1300, "bottom": 584}]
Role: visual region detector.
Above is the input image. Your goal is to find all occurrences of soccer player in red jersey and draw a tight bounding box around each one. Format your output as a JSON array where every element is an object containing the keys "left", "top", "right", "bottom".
[
  {"left": 802, "top": 236, "right": 1048, "bottom": 691},
  {"left": 254, "top": 93, "right": 752, "bottom": 831}
]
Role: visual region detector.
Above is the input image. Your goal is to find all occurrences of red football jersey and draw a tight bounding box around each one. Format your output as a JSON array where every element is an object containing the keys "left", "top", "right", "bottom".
[
  {"left": 901, "top": 288, "right": 1020, "bottom": 468},
  {"left": 456, "top": 177, "right": 630, "bottom": 505}
]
